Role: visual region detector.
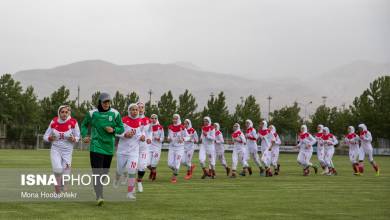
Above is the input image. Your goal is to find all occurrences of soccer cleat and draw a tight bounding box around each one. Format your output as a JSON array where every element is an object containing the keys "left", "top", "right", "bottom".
[
  {"left": 260, "top": 168, "right": 265, "bottom": 177},
  {"left": 277, "top": 164, "right": 281, "bottom": 173},
  {"left": 190, "top": 164, "right": 196, "bottom": 174},
  {"left": 184, "top": 170, "right": 192, "bottom": 180},
  {"left": 126, "top": 192, "right": 136, "bottom": 201},
  {"left": 313, "top": 165, "right": 318, "bottom": 174},
  {"left": 113, "top": 179, "right": 120, "bottom": 189},
  {"left": 137, "top": 182, "right": 143, "bottom": 193},
  {"left": 376, "top": 168, "right": 380, "bottom": 176},
  {"left": 149, "top": 172, "right": 153, "bottom": 180},
  {"left": 248, "top": 167, "right": 253, "bottom": 175},
  {"left": 151, "top": 171, "right": 157, "bottom": 181},
  {"left": 230, "top": 171, "right": 237, "bottom": 178},
  {"left": 226, "top": 167, "right": 231, "bottom": 176},
  {"left": 171, "top": 176, "right": 177, "bottom": 184},
  {"left": 97, "top": 198, "right": 104, "bottom": 206},
  {"left": 201, "top": 168, "right": 209, "bottom": 179},
  {"left": 353, "top": 172, "right": 361, "bottom": 176},
  {"left": 239, "top": 170, "right": 246, "bottom": 176}
]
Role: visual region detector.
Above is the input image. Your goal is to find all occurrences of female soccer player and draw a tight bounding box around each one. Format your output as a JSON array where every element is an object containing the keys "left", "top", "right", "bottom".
[
  {"left": 115, "top": 103, "right": 142, "bottom": 200},
  {"left": 167, "top": 114, "right": 188, "bottom": 183},
  {"left": 296, "top": 125, "right": 318, "bottom": 176},
  {"left": 81, "top": 93, "right": 124, "bottom": 206},
  {"left": 44, "top": 105, "right": 80, "bottom": 194},
  {"left": 147, "top": 114, "right": 164, "bottom": 181},
  {"left": 136, "top": 102, "right": 151, "bottom": 193},
  {"left": 358, "top": 124, "right": 380, "bottom": 176},
  {"left": 231, "top": 123, "right": 249, "bottom": 178},
  {"left": 183, "top": 119, "right": 198, "bottom": 180},
  {"left": 258, "top": 120, "right": 273, "bottom": 176},
  {"left": 269, "top": 125, "right": 281, "bottom": 175},
  {"left": 199, "top": 116, "right": 217, "bottom": 179},
  {"left": 344, "top": 126, "right": 361, "bottom": 175},
  {"left": 315, "top": 124, "right": 326, "bottom": 173},
  {"left": 214, "top": 123, "right": 231, "bottom": 176},
  {"left": 322, "top": 127, "right": 338, "bottom": 176},
  {"left": 244, "top": 119, "right": 259, "bottom": 176}
]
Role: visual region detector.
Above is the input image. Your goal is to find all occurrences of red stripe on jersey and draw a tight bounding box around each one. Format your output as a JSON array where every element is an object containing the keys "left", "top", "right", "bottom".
[
  {"left": 202, "top": 125, "right": 214, "bottom": 132},
  {"left": 232, "top": 130, "right": 242, "bottom": 139},
  {"left": 346, "top": 133, "right": 357, "bottom": 139},
  {"left": 258, "top": 129, "right": 270, "bottom": 136},
  {"left": 122, "top": 116, "right": 141, "bottom": 128},
  {"left": 169, "top": 124, "right": 185, "bottom": 132},
  {"left": 50, "top": 117, "right": 77, "bottom": 132},
  {"left": 152, "top": 124, "right": 163, "bottom": 132},
  {"left": 187, "top": 127, "right": 195, "bottom": 134},
  {"left": 139, "top": 117, "right": 150, "bottom": 126}
]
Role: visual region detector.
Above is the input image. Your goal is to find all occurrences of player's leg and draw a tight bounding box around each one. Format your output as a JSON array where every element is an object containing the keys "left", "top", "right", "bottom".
[
  {"left": 366, "top": 146, "right": 379, "bottom": 175},
  {"left": 151, "top": 149, "right": 161, "bottom": 181},
  {"left": 185, "top": 147, "right": 195, "bottom": 180},
  {"left": 199, "top": 145, "right": 209, "bottom": 179},
  {"left": 207, "top": 146, "right": 216, "bottom": 178},
  {"left": 317, "top": 146, "right": 326, "bottom": 171},
  {"left": 231, "top": 148, "right": 238, "bottom": 178},
  {"left": 126, "top": 151, "right": 138, "bottom": 200},
  {"left": 50, "top": 148, "right": 63, "bottom": 193},
  {"left": 171, "top": 147, "right": 184, "bottom": 183},
  {"left": 358, "top": 147, "right": 365, "bottom": 173},
  {"left": 137, "top": 146, "right": 148, "bottom": 192}
]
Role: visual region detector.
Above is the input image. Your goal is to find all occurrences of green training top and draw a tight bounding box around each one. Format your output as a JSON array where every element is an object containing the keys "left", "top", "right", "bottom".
[{"left": 81, "top": 108, "right": 124, "bottom": 155}]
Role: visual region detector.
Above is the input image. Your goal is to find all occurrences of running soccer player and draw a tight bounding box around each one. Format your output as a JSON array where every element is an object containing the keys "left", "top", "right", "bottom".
[
  {"left": 199, "top": 117, "right": 216, "bottom": 179},
  {"left": 315, "top": 124, "right": 326, "bottom": 173},
  {"left": 322, "top": 127, "right": 338, "bottom": 176},
  {"left": 258, "top": 120, "right": 273, "bottom": 177},
  {"left": 296, "top": 125, "right": 318, "bottom": 176},
  {"left": 214, "top": 123, "right": 231, "bottom": 176},
  {"left": 167, "top": 114, "right": 188, "bottom": 183},
  {"left": 43, "top": 105, "right": 80, "bottom": 194},
  {"left": 115, "top": 103, "right": 142, "bottom": 200},
  {"left": 358, "top": 124, "right": 380, "bottom": 176},
  {"left": 269, "top": 125, "right": 281, "bottom": 175},
  {"left": 230, "top": 123, "right": 249, "bottom": 178},
  {"left": 136, "top": 102, "right": 151, "bottom": 193},
  {"left": 147, "top": 114, "right": 164, "bottom": 181},
  {"left": 344, "top": 126, "right": 360, "bottom": 175},
  {"left": 183, "top": 119, "right": 198, "bottom": 180}
]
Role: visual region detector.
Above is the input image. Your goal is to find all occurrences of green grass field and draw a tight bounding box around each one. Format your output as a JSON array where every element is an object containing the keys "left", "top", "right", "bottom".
[{"left": 0, "top": 149, "right": 389, "bottom": 220}]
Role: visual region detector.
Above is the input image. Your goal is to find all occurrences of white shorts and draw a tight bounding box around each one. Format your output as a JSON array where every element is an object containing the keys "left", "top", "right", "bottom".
[
  {"left": 148, "top": 145, "right": 161, "bottom": 168},
  {"left": 183, "top": 143, "right": 195, "bottom": 167},
  {"left": 324, "top": 146, "right": 335, "bottom": 168},
  {"left": 297, "top": 150, "right": 313, "bottom": 167},
  {"left": 271, "top": 146, "right": 280, "bottom": 166},
  {"left": 232, "top": 146, "right": 249, "bottom": 170},
  {"left": 168, "top": 146, "right": 184, "bottom": 171},
  {"left": 199, "top": 144, "right": 216, "bottom": 167},
  {"left": 50, "top": 147, "right": 72, "bottom": 174},
  {"left": 138, "top": 142, "right": 150, "bottom": 171},
  {"left": 317, "top": 145, "right": 325, "bottom": 164},
  {"left": 358, "top": 145, "right": 374, "bottom": 162},
  {"left": 117, "top": 150, "right": 139, "bottom": 176}
]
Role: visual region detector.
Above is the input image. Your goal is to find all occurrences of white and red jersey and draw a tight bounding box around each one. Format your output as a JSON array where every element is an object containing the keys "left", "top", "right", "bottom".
[
  {"left": 150, "top": 124, "right": 164, "bottom": 149},
  {"left": 43, "top": 117, "right": 80, "bottom": 150},
  {"left": 315, "top": 132, "right": 324, "bottom": 147},
  {"left": 232, "top": 130, "right": 246, "bottom": 147},
  {"left": 271, "top": 131, "right": 282, "bottom": 146},
  {"left": 344, "top": 132, "right": 359, "bottom": 151},
  {"left": 322, "top": 133, "right": 338, "bottom": 147},
  {"left": 117, "top": 116, "right": 142, "bottom": 155},
  {"left": 168, "top": 124, "right": 188, "bottom": 147},
  {"left": 215, "top": 130, "right": 224, "bottom": 151},
  {"left": 185, "top": 127, "right": 199, "bottom": 144},
  {"left": 359, "top": 130, "right": 372, "bottom": 148},
  {"left": 297, "top": 132, "right": 316, "bottom": 151},
  {"left": 200, "top": 125, "right": 215, "bottom": 146},
  {"left": 245, "top": 127, "right": 258, "bottom": 147},
  {"left": 139, "top": 115, "right": 152, "bottom": 140},
  {"left": 258, "top": 128, "right": 273, "bottom": 151}
]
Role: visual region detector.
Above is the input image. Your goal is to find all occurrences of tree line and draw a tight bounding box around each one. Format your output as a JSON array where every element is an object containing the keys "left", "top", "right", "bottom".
[{"left": 0, "top": 74, "right": 389, "bottom": 144}]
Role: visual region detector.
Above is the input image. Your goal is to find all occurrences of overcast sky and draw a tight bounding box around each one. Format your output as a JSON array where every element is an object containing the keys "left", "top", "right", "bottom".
[{"left": 1, "top": 0, "right": 389, "bottom": 79}]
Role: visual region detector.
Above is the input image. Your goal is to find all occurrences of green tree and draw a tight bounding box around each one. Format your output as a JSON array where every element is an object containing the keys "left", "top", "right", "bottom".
[
  {"left": 232, "top": 95, "right": 261, "bottom": 127},
  {"left": 112, "top": 91, "right": 127, "bottom": 116},
  {"left": 270, "top": 102, "right": 302, "bottom": 136},
  {"left": 177, "top": 90, "right": 198, "bottom": 121},
  {"left": 157, "top": 91, "right": 177, "bottom": 128},
  {"left": 202, "top": 92, "right": 231, "bottom": 134}
]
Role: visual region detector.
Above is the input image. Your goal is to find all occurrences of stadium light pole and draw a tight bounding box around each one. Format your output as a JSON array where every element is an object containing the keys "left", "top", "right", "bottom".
[
  {"left": 148, "top": 89, "right": 153, "bottom": 104},
  {"left": 267, "top": 96, "right": 272, "bottom": 121}
]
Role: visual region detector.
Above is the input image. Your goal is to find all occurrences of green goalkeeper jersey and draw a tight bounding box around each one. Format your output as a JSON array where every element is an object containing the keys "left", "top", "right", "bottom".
[{"left": 81, "top": 108, "right": 124, "bottom": 155}]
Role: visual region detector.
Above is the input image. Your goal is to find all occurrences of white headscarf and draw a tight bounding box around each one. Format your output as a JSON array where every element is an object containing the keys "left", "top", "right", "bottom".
[
  {"left": 57, "top": 105, "right": 71, "bottom": 124},
  {"left": 150, "top": 114, "right": 159, "bottom": 125},
  {"left": 173, "top": 113, "right": 181, "bottom": 126},
  {"left": 348, "top": 126, "right": 355, "bottom": 134},
  {"left": 137, "top": 101, "right": 145, "bottom": 117},
  {"left": 184, "top": 119, "right": 192, "bottom": 128},
  {"left": 317, "top": 124, "right": 324, "bottom": 133},
  {"left": 214, "top": 123, "right": 220, "bottom": 131},
  {"left": 300, "top": 124, "right": 308, "bottom": 133},
  {"left": 128, "top": 103, "right": 139, "bottom": 119},
  {"left": 203, "top": 116, "right": 211, "bottom": 126},
  {"left": 246, "top": 119, "right": 253, "bottom": 128},
  {"left": 358, "top": 124, "right": 367, "bottom": 131},
  {"left": 323, "top": 127, "right": 330, "bottom": 134},
  {"left": 269, "top": 125, "right": 276, "bottom": 133},
  {"left": 233, "top": 123, "right": 241, "bottom": 132},
  {"left": 261, "top": 120, "right": 268, "bottom": 130}
]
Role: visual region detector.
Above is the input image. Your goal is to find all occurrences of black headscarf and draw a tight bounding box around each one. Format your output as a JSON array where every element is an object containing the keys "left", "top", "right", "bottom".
[{"left": 97, "top": 100, "right": 111, "bottom": 112}]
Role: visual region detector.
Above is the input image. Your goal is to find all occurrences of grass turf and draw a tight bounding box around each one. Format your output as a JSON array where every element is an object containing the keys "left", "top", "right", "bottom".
[{"left": 0, "top": 149, "right": 389, "bottom": 220}]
